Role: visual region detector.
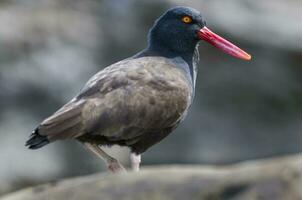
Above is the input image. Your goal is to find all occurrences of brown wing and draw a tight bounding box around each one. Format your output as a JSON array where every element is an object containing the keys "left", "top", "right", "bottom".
[{"left": 37, "top": 57, "right": 192, "bottom": 143}]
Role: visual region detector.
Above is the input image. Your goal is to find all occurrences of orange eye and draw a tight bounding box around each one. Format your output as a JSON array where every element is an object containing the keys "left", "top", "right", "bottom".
[{"left": 181, "top": 16, "right": 192, "bottom": 24}]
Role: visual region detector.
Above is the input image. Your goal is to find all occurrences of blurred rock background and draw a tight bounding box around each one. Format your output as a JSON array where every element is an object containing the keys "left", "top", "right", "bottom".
[{"left": 0, "top": 0, "right": 301, "bottom": 196}]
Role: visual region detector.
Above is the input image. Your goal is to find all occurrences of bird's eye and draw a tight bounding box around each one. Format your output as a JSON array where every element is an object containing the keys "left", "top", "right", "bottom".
[{"left": 181, "top": 16, "right": 192, "bottom": 24}]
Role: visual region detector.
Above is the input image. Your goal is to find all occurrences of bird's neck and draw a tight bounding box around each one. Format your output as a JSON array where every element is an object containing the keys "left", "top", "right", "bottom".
[{"left": 147, "top": 41, "right": 196, "bottom": 60}]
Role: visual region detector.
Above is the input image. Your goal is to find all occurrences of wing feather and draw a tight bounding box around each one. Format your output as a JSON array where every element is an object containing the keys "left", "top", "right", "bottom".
[{"left": 34, "top": 57, "right": 192, "bottom": 144}]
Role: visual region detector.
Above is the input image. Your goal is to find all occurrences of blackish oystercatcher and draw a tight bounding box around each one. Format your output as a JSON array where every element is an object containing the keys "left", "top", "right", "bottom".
[{"left": 26, "top": 6, "right": 251, "bottom": 173}]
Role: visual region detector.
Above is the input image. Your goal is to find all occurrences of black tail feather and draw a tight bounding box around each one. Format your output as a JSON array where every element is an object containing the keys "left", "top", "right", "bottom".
[{"left": 25, "top": 128, "right": 49, "bottom": 149}]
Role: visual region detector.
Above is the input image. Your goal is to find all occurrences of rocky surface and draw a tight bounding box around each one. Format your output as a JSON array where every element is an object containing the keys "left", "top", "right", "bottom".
[{"left": 2, "top": 154, "right": 302, "bottom": 200}]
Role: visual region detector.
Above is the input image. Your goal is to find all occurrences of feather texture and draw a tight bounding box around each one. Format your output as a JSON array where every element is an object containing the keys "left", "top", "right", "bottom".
[{"left": 27, "top": 56, "right": 193, "bottom": 154}]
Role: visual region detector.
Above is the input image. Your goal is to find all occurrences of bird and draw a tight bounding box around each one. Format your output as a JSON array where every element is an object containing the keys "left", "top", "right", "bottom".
[{"left": 25, "top": 6, "right": 251, "bottom": 173}]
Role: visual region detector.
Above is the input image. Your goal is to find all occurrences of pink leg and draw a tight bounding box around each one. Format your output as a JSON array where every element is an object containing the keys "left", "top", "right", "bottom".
[{"left": 84, "top": 143, "right": 126, "bottom": 174}]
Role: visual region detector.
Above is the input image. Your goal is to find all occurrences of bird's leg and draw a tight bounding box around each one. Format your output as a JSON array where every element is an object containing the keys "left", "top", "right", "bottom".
[
  {"left": 84, "top": 143, "right": 126, "bottom": 174},
  {"left": 130, "top": 153, "right": 141, "bottom": 172}
]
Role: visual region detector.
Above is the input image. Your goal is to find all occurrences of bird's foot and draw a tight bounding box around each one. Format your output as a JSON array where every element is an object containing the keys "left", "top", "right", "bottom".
[{"left": 107, "top": 158, "right": 127, "bottom": 174}]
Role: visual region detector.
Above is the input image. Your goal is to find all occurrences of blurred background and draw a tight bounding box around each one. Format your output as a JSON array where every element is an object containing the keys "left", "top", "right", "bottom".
[{"left": 1, "top": 0, "right": 302, "bottom": 196}]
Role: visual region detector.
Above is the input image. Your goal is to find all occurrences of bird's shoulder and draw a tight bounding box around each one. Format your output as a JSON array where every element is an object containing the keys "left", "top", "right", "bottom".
[{"left": 77, "top": 56, "right": 192, "bottom": 99}]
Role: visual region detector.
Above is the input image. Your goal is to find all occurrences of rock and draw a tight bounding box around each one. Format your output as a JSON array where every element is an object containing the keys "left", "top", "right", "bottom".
[{"left": 2, "top": 154, "right": 302, "bottom": 200}]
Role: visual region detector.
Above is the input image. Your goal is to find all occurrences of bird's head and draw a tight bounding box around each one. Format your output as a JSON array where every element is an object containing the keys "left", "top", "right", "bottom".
[{"left": 149, "top": 6, "right": 251, "bottom": 61}]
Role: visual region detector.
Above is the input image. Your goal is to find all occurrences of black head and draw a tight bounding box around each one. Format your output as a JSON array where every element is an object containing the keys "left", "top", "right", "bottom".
[
  {"left": 147, "top": 6, "right": 251, "bottom": 61},
  {"left": 148, "top": 6, "right": 206, "bottom": 55}
]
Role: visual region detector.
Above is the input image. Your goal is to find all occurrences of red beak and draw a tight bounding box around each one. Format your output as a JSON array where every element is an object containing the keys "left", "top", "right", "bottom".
[{"left": 197, "top": 27, "right": 251, "bottom": 61}]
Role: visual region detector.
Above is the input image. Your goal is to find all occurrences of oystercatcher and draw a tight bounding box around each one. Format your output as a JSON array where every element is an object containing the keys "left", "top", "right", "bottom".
[{"left": 26, "top": 6, "right": 251, "bottom": 173}]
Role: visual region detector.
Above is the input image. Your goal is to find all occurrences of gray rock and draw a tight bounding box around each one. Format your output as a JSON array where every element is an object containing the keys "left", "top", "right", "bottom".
[{"left": 2, "top": 154, "right": 302, "bottom": 200}]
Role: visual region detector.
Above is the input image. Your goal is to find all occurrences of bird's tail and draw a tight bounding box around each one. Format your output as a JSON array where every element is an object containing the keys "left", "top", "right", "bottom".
[{"left": 25, "top": 128, "right": 49, "bottom": 149}]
